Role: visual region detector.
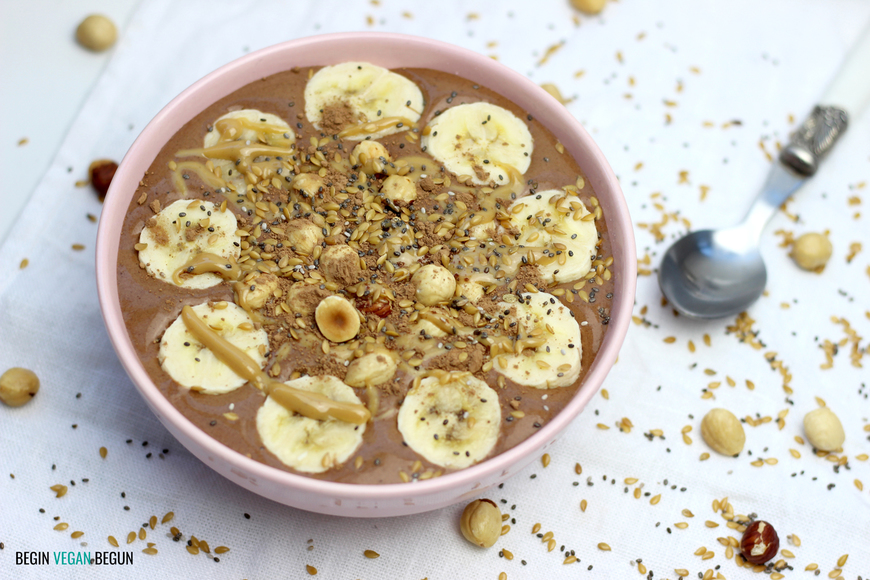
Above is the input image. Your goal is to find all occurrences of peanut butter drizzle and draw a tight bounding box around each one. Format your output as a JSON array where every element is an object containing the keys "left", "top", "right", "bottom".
[
  {"left": 172, "top": 253, "right": 242, "bottom": 285},
  {"left": 338, "top": 116, "right": 416, "bottom": 139},
  {"left": 213, "top": 117, "right": 293, "bottom": 146},
  {"left": 178, "top": 142, "right": 294, "bottom": 165},
  {"left": 171, "top": 161, "right": 230, "bottom": 197},
  {"left": 180, "top": 306, "right": 370, "bottom": 425}
]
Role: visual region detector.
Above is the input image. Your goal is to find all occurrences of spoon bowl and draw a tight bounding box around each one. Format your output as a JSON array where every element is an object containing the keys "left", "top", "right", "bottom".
[{"left": 658, "top": 226, "right": 767, "bottom": 319}]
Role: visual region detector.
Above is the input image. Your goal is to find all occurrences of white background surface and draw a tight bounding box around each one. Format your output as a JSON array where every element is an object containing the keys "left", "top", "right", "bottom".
[{"left": 1, "top": 1, "right": 869, "bottom": 579}]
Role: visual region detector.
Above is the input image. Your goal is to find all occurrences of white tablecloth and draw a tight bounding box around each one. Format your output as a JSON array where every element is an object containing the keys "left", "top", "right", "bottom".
[{"left": 2, "top": 1, "right": 869, "bottom": 578}]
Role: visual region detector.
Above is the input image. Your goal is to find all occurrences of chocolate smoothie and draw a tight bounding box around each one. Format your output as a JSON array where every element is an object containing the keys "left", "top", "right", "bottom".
[{"left": 117, "top": 63, "right": 615, "bottom": 484}]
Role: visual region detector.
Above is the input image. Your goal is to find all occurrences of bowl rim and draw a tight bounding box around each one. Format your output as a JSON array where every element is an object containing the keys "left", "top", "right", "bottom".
[{"left": 96, "top": 31, "right": 636, "bottom": 503}]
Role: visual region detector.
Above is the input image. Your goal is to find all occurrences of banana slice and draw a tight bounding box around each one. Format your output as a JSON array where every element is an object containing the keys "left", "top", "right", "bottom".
[
  {"left": 493, "top": 291, "right": 582, "bottom": 389},
  {"left": 421, "top": 102, "right": 533, "bottom": 186},
  {"left": 304, "top": 62, "right": 424, "bottom": 140},
  {"left": 256, "top": 376, "right": 366, "bottom": 473},
  {"left": 510, "top": 189, "right": 597, "bottom": 284},
  {"left": 201, "top": 109, "right": 294, "bottom": 193},
  {"left": 397, "top": 373, "right": 501, "bottom": 469},
  {"left": 203, "top": 109, "right": 294, "bottom": 149},
  {"left": 138, "top": 199, "right": 241, "bottom": 289},
  {"left": 158, "top": 302, "right": 269, "bottom": 395}
]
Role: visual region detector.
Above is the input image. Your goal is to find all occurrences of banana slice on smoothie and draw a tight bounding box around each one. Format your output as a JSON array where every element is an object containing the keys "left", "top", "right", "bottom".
[
  {"left": 138, "top": 199, "right": 241, "bottom": 289},
  {"left": 256, "top": 376, "right": 366, "bottom": 473},
  {"left": 201, "top": 109, "right": 294, "bottom": 192},
  {"left": 493, "top": 291, "right": 582, "bottom": 389},
  {"left": 421, "top": 102, "right": 533, "bottom": 186},
  {"left": 397, "top": 373, "right": 501, "bottom": 469},
  {"left": 158, "top": 302, "right": 269, "bottom": 395},
  {"left": 304, "top": 62, "right": 424, "bottom": 140},
  {"left": 203, "top": 109, "right": 294, "bottom": 149},
  {"left": 510, "top": 189, "right": 597, "bottom": 284}
]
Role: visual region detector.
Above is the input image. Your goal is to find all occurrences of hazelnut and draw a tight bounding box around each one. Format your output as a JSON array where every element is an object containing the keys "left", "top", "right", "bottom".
[
  {"left": 790, "top": 232, "right": 832, "bottom": 271},
  {"left": 740, "top": 520, "right": 779, "bottom": 564},
  {"left": 75, "top": 15, "right": 117, "bottom": 52},
  {"left": 459, "top": 499, "right": 501, "bottom": 548},
  {"left": 700, "top": 408, "right": 745, "bottom": 456},
  {"left": 89, "top": 159, "right": 118, "bottom": 201},
  {"left": 803, "top": 406, "right": 845, "bottom": 451},
  {"left": 285, "top": 219, "right": 323, "bottom": 255},
  {"left": 352, "top": 141, "right": 391, "bottom": 174},
  {"left": 381, "top": 175, "right": 417, "bottom": 202},
  {"left": 290, "top": 173, "right": 326, "bottom": 198},
  {"left": 314, "top": 295, "right": 360, "bottom": 343},
  {"left": 319, "top": 245, "right": 362, "bottom": 286},
  {"left": 344, "top": 349, "right": 397, "bottom": 387},
  {"left": 241, "top": 273, "right": 279, "bottom": 309},
  {"left": 412, "top": 264, "right": 456, "bottom": 306},
  {"left": 570, "top": 0, "right": 607, "bottom": 15},
  {"left": 0, "top": 367, "right": 40, "bottom": 407}
]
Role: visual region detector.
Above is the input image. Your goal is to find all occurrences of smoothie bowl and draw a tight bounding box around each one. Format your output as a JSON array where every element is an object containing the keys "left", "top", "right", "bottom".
[{"left": 95, "top": 32, "right": 636, "bottom": 517}]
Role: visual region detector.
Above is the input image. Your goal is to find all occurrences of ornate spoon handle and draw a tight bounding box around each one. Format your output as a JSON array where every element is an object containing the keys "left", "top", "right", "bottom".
[{"left": 779, "top": 20, "right": 870, "bottom": 177}]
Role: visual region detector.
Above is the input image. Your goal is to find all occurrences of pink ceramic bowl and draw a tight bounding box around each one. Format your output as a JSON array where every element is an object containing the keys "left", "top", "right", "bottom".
[{"left": 96, "top": 32, "right": 636, "bottom": 517}]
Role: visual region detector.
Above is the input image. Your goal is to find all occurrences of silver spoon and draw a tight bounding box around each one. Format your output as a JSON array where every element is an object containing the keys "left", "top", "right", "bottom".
[{"left": 659, "top": 23, "right": 870, "bottom": 319}]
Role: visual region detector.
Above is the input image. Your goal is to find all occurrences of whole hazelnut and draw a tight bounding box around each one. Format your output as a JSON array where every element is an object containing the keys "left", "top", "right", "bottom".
[
  {"left": 0, "top": 367, "right": 40, "bottom": 407},
  {"left": 740, "top": 520, "right": 779, "bottom": 564},
  {"left": 700, "top": 408, "right": 745, "bottom": 456},
  {"left": 412, "top": 264, "right": 456, "bottom": 306},
  {"left": 459, "top": 499, "right": 501, "bottom": 548},
  {"left": 791, "top": 232, "right": 832, "bottom": 271},
  {"left": 803, "top": 406, "right": 845, "bottom": 451},
  {"left": 89, "top": 159, "right": 118, "bottom": 201},
  {"left": 380, "top": 174, "right": 417, "bottom": 202},
  {"left": 352, "top": 141, "right": 391, "bottom": 174},
  {"left": 75, "top": 15, "right": 118, "bottom": 52},
  {"left": 570, "top": 0, "right": 607, "bottom": 15}
]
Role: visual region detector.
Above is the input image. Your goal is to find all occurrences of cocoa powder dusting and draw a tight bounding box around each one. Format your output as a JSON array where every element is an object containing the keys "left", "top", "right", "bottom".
[{"left": 320, "top": 102, "right": 356, "bottom": 134}]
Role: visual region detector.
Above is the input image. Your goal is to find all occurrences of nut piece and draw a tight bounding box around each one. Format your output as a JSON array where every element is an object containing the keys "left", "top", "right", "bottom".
[
  {"left": 0, "top": 367, "right": 40, "bottom": 407},
  {"left": 570, "top": 0, "right": 607, "bottom": 15},
  {"left": 700, "top": 408, "right": 746, "bottom": 456},
  {"left": 412, "top": 264, "right": 456, "bottom": 306},
  {"left": 457, "top": 278, "right": 485, "bottom": 303},
  {"left": 791, "top": 232, "right": 832, "bottom": 271},
  {"left": 240, "top": 273, "right": 279, "bottom": 309},
  {"left": 352, "top": 141, "right": 391, "bottom": 174},
  {"left": 285, "top": 219, "right": 324, "bottom": 255},
  {"left": 319, "top": 245, "right": 362, "bottom": 286},
  {"left": 75, "top": 15, "right": 117, "bottom": 52},
  {"left": 380, "top": 175, "right": 417, "bottom": 202},
  {"left": 740, "top": 520, "right": 779, "bottom": 565},
  {"left": 356, "top": 297, "right": 391, "bottom": 318},
  {"left": 344, "top": 349, "right": 397, "bottom": 387},
  {"left": 315, "top": 296, "right": 360, "bottom": 342},
  {"left": 290, "top": 173, "right": 326, "bottom": 198},
  {"left": 803, "top": 406, "right": 845, "bottom": 451},
  {"left": 89, "top": 159, "right": 118, "bottom": 201},
  {"left": 459, "top": 499, "right": 501, "bottom": 548}
]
